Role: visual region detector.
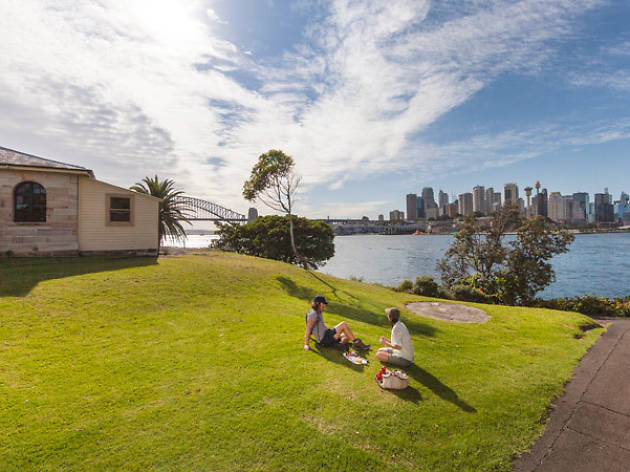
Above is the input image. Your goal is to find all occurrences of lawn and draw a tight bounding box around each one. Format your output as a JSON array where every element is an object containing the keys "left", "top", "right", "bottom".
[{"left": 0, "top": 253, "right": 603, "bottom": 471}]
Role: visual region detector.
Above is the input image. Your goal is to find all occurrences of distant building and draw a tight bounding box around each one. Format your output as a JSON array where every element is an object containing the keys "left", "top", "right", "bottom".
[
  {"left": 458, "top": 192, "right": 473, "bottom": 217},
  {"left": 247, "top": 207, "right": 258, "bottom": 223},
  {"left": 572, "top": 192, "right": 589, "bottom": 220},
  {"left": 472, "top": 185, "right": 486, "bottom": 215},
  {"left": 532, "top": 188, "right": 548, "bottom": 217},
  {"left": 422, "top": 187, "right": 437, "bottom": 212},
  {"left": 416, "top": 196, "right": 425, "bottom": 219},
  {"left": 614, "top": 191, "right": 629, "bottom": 220},
  {"left": 425, "top": 207, "right": 439, "bottom": 219},
  {"left": 594, "top": 193, "right": 615, "bottom": 223},
  {"left": 438, "top": 190, "right": 449, "bottom": 209},
  {"left": 378, "top": 214, "right": 384, "bottom": 222},
  {"left": 504, "top": 183, "right": 519, "bottom": 207},
  {"left": 488, "top": 190, "right": 501, "bottom": 213},
  {"left": 548, "top": 192, "right": 564, "bottom": 222},
  {"left": 389, "top": 210, "right": 404, "bottom": 221},
  {"left": 406, "top": 193, "right": 418, "bottom": 221},
  {"left": 446, "top": 201, "right": 459, "bottom": 218}
]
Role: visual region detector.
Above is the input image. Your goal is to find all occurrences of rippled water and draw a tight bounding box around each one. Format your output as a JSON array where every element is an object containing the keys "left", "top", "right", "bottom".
[{"left": 319, "top": 233, "right": 630, "bottom": 299}]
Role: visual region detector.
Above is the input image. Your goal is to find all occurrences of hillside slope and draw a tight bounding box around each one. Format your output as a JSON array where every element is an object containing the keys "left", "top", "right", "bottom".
[{"left": 0, "top": 253, "right": 603, "bottom": 471}]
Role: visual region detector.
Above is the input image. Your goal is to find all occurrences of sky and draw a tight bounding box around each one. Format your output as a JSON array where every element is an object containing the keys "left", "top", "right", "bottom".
[{"left": 1, "top": 0, "right": 629, "bottom": 219}]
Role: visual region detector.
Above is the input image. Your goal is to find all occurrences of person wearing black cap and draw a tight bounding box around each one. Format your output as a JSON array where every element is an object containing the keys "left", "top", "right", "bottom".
[{"left": 304, "top": 295, "right": 369, "bottom": 351}]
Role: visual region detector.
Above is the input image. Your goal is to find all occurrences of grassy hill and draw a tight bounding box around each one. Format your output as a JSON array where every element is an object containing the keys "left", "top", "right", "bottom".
[{"left": 0, "top": 253, "right": 603, "bottom": 471}]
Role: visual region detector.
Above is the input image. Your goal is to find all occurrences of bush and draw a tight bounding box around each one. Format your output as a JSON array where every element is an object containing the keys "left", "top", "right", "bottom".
[
  {"left": 413, "top": 276, "right": 439, "bottom": 297},
  {"left": 535, "top": 295, "right": 630, "bottom": 317},
  {"left": 215, "top": 215, "right": 334, "bottom": 269},
  {"left": 450, "top": 284, "right": 497, "bottom": 304},
  {"left": 396, "top": 280, "right": 414, "bottom": 293}
]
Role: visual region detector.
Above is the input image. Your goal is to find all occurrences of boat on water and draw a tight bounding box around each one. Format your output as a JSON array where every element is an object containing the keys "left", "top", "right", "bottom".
[{"left": 413, "top": 230, "right": 422, "bottom": 235}]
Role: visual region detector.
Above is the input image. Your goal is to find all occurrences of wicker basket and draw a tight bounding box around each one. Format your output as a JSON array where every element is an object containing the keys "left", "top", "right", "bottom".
[{"left": 376, "top": 368, "right": 409, "bottom": 390}]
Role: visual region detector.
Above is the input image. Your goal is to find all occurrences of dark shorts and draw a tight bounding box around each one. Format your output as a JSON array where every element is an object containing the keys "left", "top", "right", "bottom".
[{"left": 319, "top": 328, "right": 337, "bottom": 346}]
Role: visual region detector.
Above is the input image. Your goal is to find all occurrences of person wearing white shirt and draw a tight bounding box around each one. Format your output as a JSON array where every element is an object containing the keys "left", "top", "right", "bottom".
[{"left": 376, "top": 307, "right": 413, "bottom": 367}]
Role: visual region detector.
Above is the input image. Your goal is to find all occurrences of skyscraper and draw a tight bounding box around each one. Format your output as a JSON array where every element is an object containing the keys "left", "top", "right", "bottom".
[
  {"left": 594, "top": 193, "right": 614, "bottom": 223},
  {"left": 417, "top": 197, "right": 425, "bottom": 219},
  {"left": 458, "top": 193, "right": 473, "bottom": 217},
  {"left": 406, "top": 193, "right": 418, "bottom": 221},
  {"left": 532, "top": 188, "right": 548, "bottom": 217},
  {"left": 504, "top": 183, "right": 519, "bottom": 207},
  {"left": 472, "top": 185, "right": 486, "bottom": 214},
  {"left": 572, "top": 192, "right": 589, "bottom": 220},
  {"left": 438, "top": 190, "right": 449, "bottom": 211},
  {"left": 422, "top": 187, "right": 437, "bottom": 211}
]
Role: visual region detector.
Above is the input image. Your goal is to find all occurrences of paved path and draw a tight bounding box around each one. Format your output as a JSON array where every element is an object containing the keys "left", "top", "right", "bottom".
[{"left": 514, "top": 319, "right": 630, "bottom": 472}]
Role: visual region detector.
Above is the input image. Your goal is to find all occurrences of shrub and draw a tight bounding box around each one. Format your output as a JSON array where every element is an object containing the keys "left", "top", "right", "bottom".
[
  {"left": 413, "top": 276, "right": 440, "bottom": 297},
  {"left": 396, "top": 280, "right": 413, "bottom": 293},
  {"left": 215, "top": 215, "right": 334, "bottom": 269},
  {"left": 450, "top": 284, "right": 496, "bottom": 304},
  {"left": 535, "top": 295, "right": 630, "bottom": 317}
]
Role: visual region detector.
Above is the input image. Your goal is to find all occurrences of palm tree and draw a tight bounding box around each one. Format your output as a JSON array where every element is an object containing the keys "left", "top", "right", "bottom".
[{"left": 130, "top": 175, "right": 191, "bottom": 252}]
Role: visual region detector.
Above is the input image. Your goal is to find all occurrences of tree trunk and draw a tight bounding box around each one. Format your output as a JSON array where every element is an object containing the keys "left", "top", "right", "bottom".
[{"left": 288, "top": 214, "right": 306, "bottom": 269}]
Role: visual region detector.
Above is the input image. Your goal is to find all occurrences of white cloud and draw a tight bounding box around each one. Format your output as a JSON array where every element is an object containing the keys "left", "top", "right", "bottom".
[
  {"left": 0, "top": 0, "right": 613, "bottom": 216},
  {"left": 206, "top": 7, "right": 227, "bottom": 24}
]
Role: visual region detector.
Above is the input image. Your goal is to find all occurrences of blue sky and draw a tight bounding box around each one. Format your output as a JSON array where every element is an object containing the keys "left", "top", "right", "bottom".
[{"left": 0, "top": 0, "right": 629, "bottom": 218}]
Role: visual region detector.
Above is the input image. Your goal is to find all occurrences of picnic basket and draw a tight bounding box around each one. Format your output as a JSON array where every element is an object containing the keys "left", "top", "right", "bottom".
[{"left": 376, "top": 367, "right": 409, "bottom": 390}]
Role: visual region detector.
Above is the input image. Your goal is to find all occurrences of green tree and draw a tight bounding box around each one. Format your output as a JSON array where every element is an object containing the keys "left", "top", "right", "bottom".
[
  {"left": 215, "top": 215, "right": 334, "bottom": 269},
  {"left": 130, "top": 175, "right": 191, "bottom": 251},
  {"left": 437, "top": 206, "right": 520, "bottom": 292},
  {"left": 437, "top": 207, "right": 573, "bottom": 305},
  {"left": 501, "top": 216, "right": 575, "bottom": 305},
  {"left": 243, "top": 150, "right": 304, "bottom": 266}
]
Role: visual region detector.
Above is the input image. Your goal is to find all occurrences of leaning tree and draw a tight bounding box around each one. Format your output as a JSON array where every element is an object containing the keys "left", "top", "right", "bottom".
[{"left": 242, "top": 150, "right": 306, "bottom": 267}]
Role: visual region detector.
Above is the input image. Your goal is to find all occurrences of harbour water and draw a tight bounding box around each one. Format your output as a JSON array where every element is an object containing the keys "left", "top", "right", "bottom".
[
  {"left": 171, "top": 232, "right": 630, "bottom": 299},
  {"left": 320, "top": 233, "right": 630, "bottom": 299}
]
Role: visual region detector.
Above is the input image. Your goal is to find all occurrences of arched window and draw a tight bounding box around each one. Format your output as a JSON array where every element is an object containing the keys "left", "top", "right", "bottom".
[{"left": 14, "top": 182, "right": 47, "bottom": 223}]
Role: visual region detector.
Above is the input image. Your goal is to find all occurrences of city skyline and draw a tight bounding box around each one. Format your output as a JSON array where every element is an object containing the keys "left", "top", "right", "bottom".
[{"left": 394, "top": 181, "right": 628, "bottom": 224}]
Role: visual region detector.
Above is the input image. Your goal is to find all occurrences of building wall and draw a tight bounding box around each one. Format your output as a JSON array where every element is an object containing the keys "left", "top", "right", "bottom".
[
  {"left": 78, "top": 177, "right": 159, "bottom": 253},
  {"left": 0, "top": 169, "right": 79, "bottom": 255}
]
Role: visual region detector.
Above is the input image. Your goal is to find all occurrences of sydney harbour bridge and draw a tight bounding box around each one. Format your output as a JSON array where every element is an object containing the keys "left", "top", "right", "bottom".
[{"left": 175, "top": 196, "right": 250, "bottom": 223}]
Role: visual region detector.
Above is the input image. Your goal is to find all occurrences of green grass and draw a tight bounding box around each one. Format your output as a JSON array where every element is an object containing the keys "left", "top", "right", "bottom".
[{"left": 0, "top": 253, "right": 603, "bottom": 471}]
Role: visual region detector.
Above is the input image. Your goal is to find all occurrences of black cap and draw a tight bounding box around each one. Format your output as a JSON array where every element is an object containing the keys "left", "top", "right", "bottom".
[{"left": 313, "top": 295, "right": 328, "bottom": 305}]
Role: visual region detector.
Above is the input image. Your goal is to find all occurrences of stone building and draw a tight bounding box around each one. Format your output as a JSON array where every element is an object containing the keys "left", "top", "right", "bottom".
[{"left": 0, "top": 146, "right": 160, "bottom": 256}]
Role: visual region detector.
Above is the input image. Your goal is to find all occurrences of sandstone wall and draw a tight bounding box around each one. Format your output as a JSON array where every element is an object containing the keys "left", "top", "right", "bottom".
[{"left": 0, "top": 169, "right": 79, "bottom": 255}]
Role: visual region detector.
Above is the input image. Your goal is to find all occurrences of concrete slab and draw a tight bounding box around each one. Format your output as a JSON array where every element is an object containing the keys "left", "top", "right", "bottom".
[
  {"left": 536, "top": 428, "right": 630, "bottom": 472},
  {"left": 582, "top": 329, "right": 630, "bottom": 415},
  {"left": 567, "top": 402, "right": 630, "bottom": 451},
  {"left": 405, "top": 301, "right": 490, "bottom": 323}
]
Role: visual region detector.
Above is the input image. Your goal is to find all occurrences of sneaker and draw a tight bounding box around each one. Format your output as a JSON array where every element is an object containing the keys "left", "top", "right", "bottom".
[{"left": 353, "top": 338, "right": 370, "bottom": 351}]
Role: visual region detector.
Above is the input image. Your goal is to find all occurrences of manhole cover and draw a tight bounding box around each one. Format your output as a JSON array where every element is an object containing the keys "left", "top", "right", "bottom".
[{"left": 405, "top": 302, "right": 490, "bottom": 323}]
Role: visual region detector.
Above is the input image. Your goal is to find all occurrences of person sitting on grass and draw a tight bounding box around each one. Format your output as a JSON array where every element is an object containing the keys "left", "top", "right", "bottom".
[
  {"left": 304, "top": 295, "right": 370, "bottom": 351},
  {"left": 375, "top": 307, "right": 413, "bottom": 367}
]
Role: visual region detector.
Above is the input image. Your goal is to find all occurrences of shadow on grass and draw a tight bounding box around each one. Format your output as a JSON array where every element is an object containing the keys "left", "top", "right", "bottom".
[
  {"left": 403, "top": 364, "right": 476, "bottom": 413},
  {"left": 276, "top": 275, "right": 436, "bottom": 338},
  {"left": 0, "top": 256, "right": 157, "bottom": 297},
  {"left": 311, "top": 346, "right": 365, "bottom": 372},
  {"left": 387, "top": 385, "right": 423, "bottom": 404}
]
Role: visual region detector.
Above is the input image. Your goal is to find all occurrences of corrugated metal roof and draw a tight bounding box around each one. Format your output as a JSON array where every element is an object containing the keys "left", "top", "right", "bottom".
[{"left": 0, "top": 146, "right": 93, "bottom": 174}]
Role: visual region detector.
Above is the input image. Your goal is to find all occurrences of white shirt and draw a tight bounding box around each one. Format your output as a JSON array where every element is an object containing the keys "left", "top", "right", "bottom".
[{"left": 391, "top": 321, "right": 414, "bottom": 361}]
